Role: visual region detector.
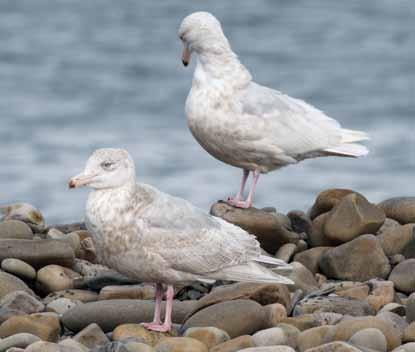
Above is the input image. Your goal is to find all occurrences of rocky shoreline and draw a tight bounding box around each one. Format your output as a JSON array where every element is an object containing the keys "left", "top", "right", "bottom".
[{"left": 0, "top": 190, "right": 414, "bottom": 352}]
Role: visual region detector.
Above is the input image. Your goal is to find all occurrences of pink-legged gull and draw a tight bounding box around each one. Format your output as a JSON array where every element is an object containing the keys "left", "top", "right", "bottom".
[
  {"left": 69, "top": 148, "right": 293, "bottom": 332},
  {"left": 179, "top": 12, "right": 369, "bottom": 208}
]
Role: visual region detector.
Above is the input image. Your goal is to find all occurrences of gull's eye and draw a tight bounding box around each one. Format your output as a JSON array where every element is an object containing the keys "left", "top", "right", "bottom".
[{"left": 101, "top": 161, "right": 114, "bottom": 170}]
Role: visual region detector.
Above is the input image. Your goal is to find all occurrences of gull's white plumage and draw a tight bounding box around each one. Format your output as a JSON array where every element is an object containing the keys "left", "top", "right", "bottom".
[
  {"left": 179, "top": 12, "right": 369, "bottom": 206},
  {"left": 72, "top": 148, "right": 292, "bottom": 287},
  {"left": 70, "top": 148, "right": 293, "bottom": 331}
]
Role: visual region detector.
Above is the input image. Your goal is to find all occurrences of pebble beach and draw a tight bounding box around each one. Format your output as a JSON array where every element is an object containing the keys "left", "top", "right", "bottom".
[{"left": 0, "top": 190, "right": 414, "bottom": 351}]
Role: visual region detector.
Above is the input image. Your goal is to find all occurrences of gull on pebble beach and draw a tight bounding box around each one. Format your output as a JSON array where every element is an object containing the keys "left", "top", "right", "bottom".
[
  {"left": 69, "top": 148, "right": 293, "bottom": 332},
  {"left": 179, "top": 12, "right": 369, "bottom": 208}
]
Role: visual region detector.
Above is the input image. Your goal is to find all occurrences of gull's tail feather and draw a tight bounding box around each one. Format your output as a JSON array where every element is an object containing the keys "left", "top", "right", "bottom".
[
  {"left": 205, "top": 261, "right": 294, "bottom": 285},
  {"left": 340, "top": 128, "right": 370, "bottom": 144},
  {"left": 255, "top": 255, "right": 292, "bottom": 271},
  {"left": 324, "top": 143, "right": 369, "bottom": 158},
  {"left": 324, "top": 128, "right": 370, "bottom": 158}
]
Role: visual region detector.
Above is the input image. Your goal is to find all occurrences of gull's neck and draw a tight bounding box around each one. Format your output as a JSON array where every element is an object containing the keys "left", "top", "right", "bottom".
[
  {"left": 194, "top": 45, "right": 252, "bottom": 89},
  {"left": 88, "top": 180, "right": 137, "bottom": 215}
]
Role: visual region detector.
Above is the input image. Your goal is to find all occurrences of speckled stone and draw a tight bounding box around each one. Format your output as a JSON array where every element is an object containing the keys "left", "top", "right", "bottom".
[{"left": 1, "top": 259, "right": 36, "bottom": 280}]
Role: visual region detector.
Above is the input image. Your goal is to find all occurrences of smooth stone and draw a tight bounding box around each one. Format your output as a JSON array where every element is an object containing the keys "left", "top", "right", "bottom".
[
  {"left": 286, "top": 262, "right": 319, "bottom": 294},
  {"left": 122, "top": 341, "right": 156, "bottom": 352},
  {"left": 309, "top": 213, "right": 337, "bottom": 247},
  {"left": 293, "top": 247, "right": 331, "bottom": 274},
  {"left": 47, "top": 230, "right": 82, "bottom": 257},
  {"left": 275, "top": 244, "right": 297, "bottom": 263},
  {"left": 390, "top": 259, "right": 415, "bottom": 293},
  {"left": 48, "top": 222, "right": 86, "bottom": 234},
  {"left": 99, "top": 285, "right": 155, "bottom": 300},
  {"left": 287, "top": 210, "right": 312, "bottom": 236},
  {"left": 378, "top": 197, "right": 415, "bottom": 224},
  {"left": 73, "top": 272, "right": 137, "bottom": 291},
  {"left": 324, "top": 193, "right": 385, "bottom": 243},
  {"left": 0, "top": 203, "right": 45, "bottom": 233},
  {"left": 392, "top": 343, "right": 415, "bottom": 352},
  {"left": 3, "top": 348, "right": 24, "bottom": 352},
  {"left": 210, "top": 202, "right": 303, "bottom": 253},
  {"left": 334, "top": 316, "right": 401, "bottom": 350},
  {"left": 297, "top": 325, "right": 337, "bottom": 352},
  {"left": 309, "top": 189, "right": 361, "bottom": 220},
  {"left": 36, "top": 264, "right": 81, "bottom": 293},
  {"left": 24, "top": 341, "right": 71, "bottom": 352},
  {"left": 0, "top": 220, "right": 33, "bottom": 240},
  {"left": 43, "top": 289, "right": 98, "bottom": 304},
  {"left": 0, "top": 308, "right": 26, "bottom": 325},
  {"left": 252, "top": 324, "right": 300, "bottom": 348},
  {"left": 348, "top": 328, "right": 387, "bottom": 352},
  {"left": 378, "top": 223, "right": 415, "bottom": 256},
  {"left": 1, "top": 259, "right": 36, "bottom": 280},
  {"left": 0, "top": 291, "right": 44, "bottom": 314},
  {"left": 154, "top": 337, "right": 207, "bottom": 352},
  {"left": 404, "top": 323, "right": 415, "bottom": 343},
  {"left": 58, "top": 338, "right": 90, "bottom": 352},
  {"left": 184, "top": 327, "right": 230, "bottom": 349},
  {"left": 366, "top": 280, "right": 394, "bottom": 312},
  {"left": 296, "top": 294, "right": 374, "bottom": 318},
  {"left": 336, "top": 284, "right": 370, "bottom": 300},
  {"left": 210, "top": 335, "right": 255, "bottom": 352},
  {"left": 238, "top": 347, "right": 296, "bottom": 352},
  {"left": 281, "top": 315, "right": 320, "bottom": 331},
  {"left": 407, "top": 293, "right": 415, "bottom": 323},
  {"left": 182, "top": 299, "right": 266, "bottom": 338},
  {"left": 263, "top": 304, "right": 287, "bottom": 327},
  {"left": 0, "top": 333, "right": 40, "bottom": 351},
  {"left": 304, "top": 341, "right": 362, "bottom": 352},
  {"left": 296, "top": 240, "right": 308, "bottom": 252},
  {"left": 0, "top": 312, "right": 60, "bottom": 342},
  {"left": 320, "top": 234, "right": 390, "bottom": 281},
  {"left": 46, "top": 297, "right": 82, "bottom": 315},
  {"left": 0, "top": 239, "right": 74, "bottom": 268},
  {"left": 73, "top": 323, "right": 109, "bottom": 349},
  {"left": 0, "top": 272, "right": 33, "bottom": 299},
  {"left": 112, "top": 324, "right": 174, "bottom": 345},
  {"left": 377, "top": 310, "right": 408, "bottom": 333},
  {"left": 62, "top": 299, "right": 197, "bottom": 332},
  {"left": 187, "top": 281, "right": 291, "bottom": 318},
  {"left": 379, "top": 303, "right": 406, "bottom": 316}
]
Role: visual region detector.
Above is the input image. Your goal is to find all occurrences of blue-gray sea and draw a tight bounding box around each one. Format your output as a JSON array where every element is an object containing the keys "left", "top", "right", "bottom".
[{"left": 0, "top": 1, "right": 413, "bottom": 224}]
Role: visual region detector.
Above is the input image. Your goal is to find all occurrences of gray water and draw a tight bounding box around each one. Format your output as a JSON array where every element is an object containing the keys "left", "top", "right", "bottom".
[{"left": 0, "top": 1, "right": 413, "bottom": 224}]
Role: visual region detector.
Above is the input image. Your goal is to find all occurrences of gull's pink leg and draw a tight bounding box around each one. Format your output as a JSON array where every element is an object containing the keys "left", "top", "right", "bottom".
[
  {"left": 229, "top": 170, "right": 260, "bottom": 208},
  {"left": 142, "top": 283, "right": 163, "bottom": 329},
  {"left": 143, "top": 285, "right": 174, "bottom": 332},
  {"left": 227, "top": 169, "right": 249, "bottom": 206}
]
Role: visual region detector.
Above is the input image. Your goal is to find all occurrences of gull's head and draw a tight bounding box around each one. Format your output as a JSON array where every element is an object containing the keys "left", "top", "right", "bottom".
[
  {"left": 178, "top": 12, "right": 230, "bottom": 66},
  {"left": 69, "top": 148, "right": 135, "bottom": 190}
]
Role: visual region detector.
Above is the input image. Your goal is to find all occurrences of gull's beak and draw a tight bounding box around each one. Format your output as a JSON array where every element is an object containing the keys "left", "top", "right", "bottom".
[
  {"left": 182, "top": 44, "right": 191, "bottom": 67},
  {"left": 68, "top": 172, "right": 96, "bottom": 189}
]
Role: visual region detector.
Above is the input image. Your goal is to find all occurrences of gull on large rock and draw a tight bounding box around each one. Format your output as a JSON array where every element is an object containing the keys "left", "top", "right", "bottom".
[
  {"left": 179, "top": 12, "right": 369, "bottom": 208},
  {"left": 69, "top": 148, "right": 292, "bottom": 332}
]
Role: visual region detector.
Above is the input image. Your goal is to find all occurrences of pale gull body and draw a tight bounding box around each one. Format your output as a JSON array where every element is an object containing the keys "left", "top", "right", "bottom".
[
  {"left": 179, "top": 12, "right": 370, "bottom": 208},
  {"left": 69, "top": 148, "right": 292, "bottom": 332}
]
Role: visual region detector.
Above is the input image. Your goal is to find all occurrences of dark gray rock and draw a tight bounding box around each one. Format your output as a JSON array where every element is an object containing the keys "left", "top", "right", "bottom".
[
  {"left": 62, "top": 299, "right": 197, "bottom": 332},
  {"left": 0, "top": 239, "right": 74, "bottom": 268}
]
